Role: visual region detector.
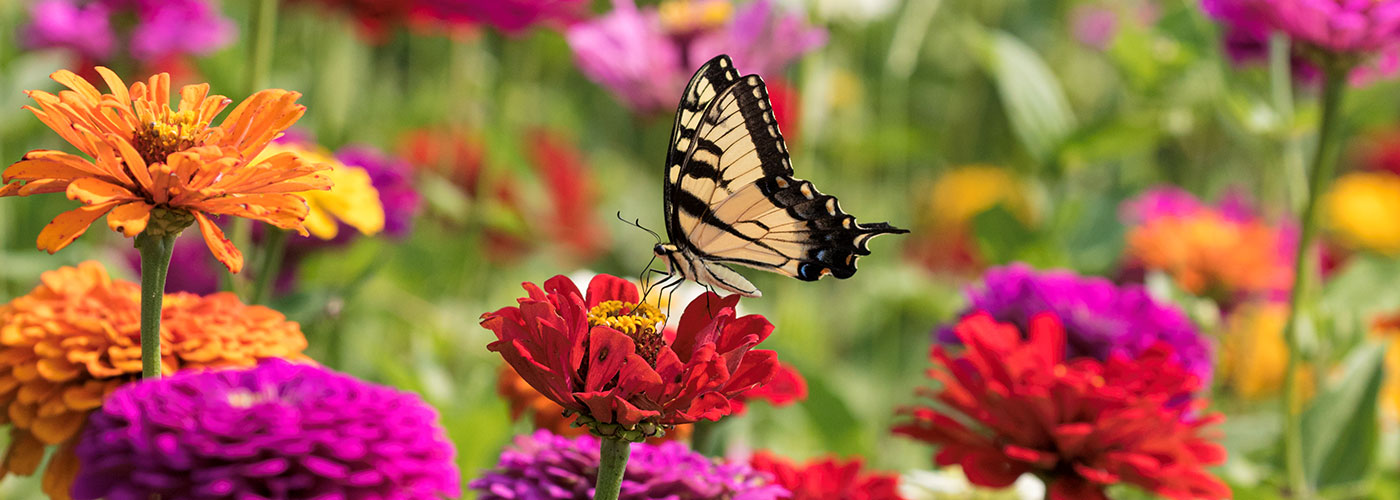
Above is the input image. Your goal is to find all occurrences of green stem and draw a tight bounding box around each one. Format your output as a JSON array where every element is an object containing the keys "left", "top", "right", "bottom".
[
  {"left": 251, "top": 229, "right": 289, "bottom": 305},
  {"left": 1281, "top": 60, "right": 1349, "bottom": 500},
  {"left": 135, "top": 232, "right": 178, "bottom": 379},
  {"left": 1268, "top": 33, "right": 1307, "bottom": 212},
  {"left": 594, "top": 437, "right": 631, "bottom": 500},
  {"left": 247, "top": 0, "right": 278, "bottom": 94}
]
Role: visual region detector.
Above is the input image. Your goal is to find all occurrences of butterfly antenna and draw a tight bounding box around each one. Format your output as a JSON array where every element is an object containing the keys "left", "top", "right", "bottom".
[{"left": 616, "top": 211, "right": 662, "bottom": 245}]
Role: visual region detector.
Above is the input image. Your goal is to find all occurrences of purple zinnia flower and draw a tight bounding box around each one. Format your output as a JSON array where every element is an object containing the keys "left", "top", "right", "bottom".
[
  {"left": 20, "top": 0, "right": 234, "bottom": 63},
  {"left": 938, "top": 263, "right": 1214, "bottom": 384},
  {"left": 470, "top": 430, "right": 789, "bottom": 499},
  {"left": 335, "top": 145, "right": 423, "bottom": 239},
  {"left": 567, "top": 0, "right": 826, "bottom": 115},
  {"left": 72, "top": 360, "right": 460, "bottom": 500}
]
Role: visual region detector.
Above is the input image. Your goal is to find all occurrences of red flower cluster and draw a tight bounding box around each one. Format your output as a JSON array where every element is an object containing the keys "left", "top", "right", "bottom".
[
  {"left": 482, "top": 274, "right": 779, "bottom": 440},
  {"left": 526, "top": 130, "right": 607, "bottom": 263},
  {"left": 749, "top": 452, "right": 904, "bottom": 500},
  {"left": 894, "top": 313, "right": 1229, "bottom": 500}
]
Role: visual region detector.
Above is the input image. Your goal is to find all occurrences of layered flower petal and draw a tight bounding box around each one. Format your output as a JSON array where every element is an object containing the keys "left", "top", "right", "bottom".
[{"left": 482, "top": 273, "right": 781, "bottom": 439}]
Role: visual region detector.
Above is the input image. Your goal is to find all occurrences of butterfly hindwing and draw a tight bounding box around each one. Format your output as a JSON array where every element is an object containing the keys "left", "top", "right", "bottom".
[{"left": 660, "top": 54, "right": 908, "bottom": 295}]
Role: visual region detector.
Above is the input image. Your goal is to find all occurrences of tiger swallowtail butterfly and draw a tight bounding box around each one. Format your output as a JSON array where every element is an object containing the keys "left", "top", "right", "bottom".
[{"left": 652, "top": 54, "right": 908, "bottom": 297}]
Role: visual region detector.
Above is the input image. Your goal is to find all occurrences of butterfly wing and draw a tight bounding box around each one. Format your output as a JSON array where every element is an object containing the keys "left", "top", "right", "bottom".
[
  {"left": 663, "top": 57, "right": 908, "bottom": 285},
  {"left": 663, "top": 55, "right": 744, "bottom": 241}
]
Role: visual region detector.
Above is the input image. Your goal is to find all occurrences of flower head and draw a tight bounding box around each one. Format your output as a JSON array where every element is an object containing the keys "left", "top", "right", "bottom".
[
  {"left": 257, "top": 139, "right": 384, "bottom": 241},
  {"left": 907, "top": 166, "right": 1032, "bottom": 274},
  {"left": 0, "top": 261, "right": 309, "bottom": 499},
  {"left": 1323, "top": 171, "right": 1400, "bottom": 254},
  {"left": 1202, "top": 0, "right": 1400, "bottom": 83},
  {"left": 0, "top": 69, "right": 331, "bottom": 273},
  {"left": 1122, "top": 187, "right": 1295, "bottom": 301},
  {"left": 336, "top": 146, "right": 422, "bottom": 239},
  {"left": 527, "top": 130, "right": 607, "bottom": 263},
  {"left": 749, "top": 451, "right": 904, "bottom": 500},
  {"left": 483, "top": 274, "right": 780, "bottom": 440},
  {"left": 22, "top": 0, "right": 234, "bottom": 64},
  {"left": 469, "top": 430, "right": 787, "bottom": 499},
  {"left": 940, "top": 263, "right": 1214, "bottom": 384},
  {"left": 897, "top": 313, "right": 1230, "bottom": 500},
  {"left": 1219, "top": 301, "right": 1316, "bottom": 401},
  {"left": 567, "top": 0, "right": 825, "bottom": 114},
  {"left": 72, "top": 359, "right": 459, "bottom": 499}
]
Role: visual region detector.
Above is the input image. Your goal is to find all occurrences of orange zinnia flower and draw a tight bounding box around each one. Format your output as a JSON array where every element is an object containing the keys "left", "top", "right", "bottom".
[
  {"left": 0, "top": 261, "right": 310, "bottom": 499},
  {"left": 0, "top": 68, "right": 331, "bottom": 272}
]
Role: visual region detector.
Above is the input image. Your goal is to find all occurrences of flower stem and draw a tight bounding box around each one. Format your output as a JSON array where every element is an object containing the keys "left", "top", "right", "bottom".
[
  {"left": 251, "top": 229, "right": 288, "bottom": 305},
  {"left": 135, "top": 232, "right": 178, "bottom": 379},
  {"left": 1281, "top": 60, "right": 1349, "bottom": 500},
  {"left": 247, "top": 0, "right": 278, "bottom": 93},
  {"left": 594, "top": 437, "right": 631, "bottom": 500}
]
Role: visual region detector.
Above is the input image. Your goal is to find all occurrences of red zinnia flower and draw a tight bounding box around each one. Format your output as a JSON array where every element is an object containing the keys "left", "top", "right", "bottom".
[
  {"left": 730, "top": 360, "right": 807, "bottom": 414},
  {"left": 526, "top": 130, "right": 607, "bottom": 263},
  {"left": 482, "top": 274, "right": 780, "bottom": 440},
  {"left": 749, "top": 451, "right": 904, "bottom": 500},
  {"left": 894, "top": 313, "right": 1230, "bottom": 500}
]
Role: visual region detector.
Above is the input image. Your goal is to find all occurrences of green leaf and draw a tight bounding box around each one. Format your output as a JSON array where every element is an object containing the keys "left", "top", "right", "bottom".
[
  {"left": 969, "top": 205, "right": 1038, "bottom": 266},
  {"left": 975, "top": 30, "right": 1078, "bottom": 163},
  {"left": 1301, "top": 341, "right": 1387, "bottom": 491}
]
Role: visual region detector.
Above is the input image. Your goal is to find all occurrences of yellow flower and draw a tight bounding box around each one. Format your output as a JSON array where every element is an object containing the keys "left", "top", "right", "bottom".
[
  {"left": 1220, "top": 302, "right": 1313, "bottom": 401},
  {"left": 0, "top": 68, "right": 331, "bottom": 273},
  {"left": 924, "top": 166, "right": 1032, "bottom": 228},
  {"left": 1324, "top": 171, "right": 1400, "bottom": 254},
  {"left": 0, "top": 261, "right": 309, "bottom": 499},
  {"left": 257, "top": 142, "right": 384, "bottom": 240},
  {"left": 658, "top": 0, "right": 732, "bottom": 34}
]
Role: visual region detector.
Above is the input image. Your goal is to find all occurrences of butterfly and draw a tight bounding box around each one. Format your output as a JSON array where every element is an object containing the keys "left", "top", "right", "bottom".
[{"left": 651, "top": 55, "right": 908, "bottom": 298}]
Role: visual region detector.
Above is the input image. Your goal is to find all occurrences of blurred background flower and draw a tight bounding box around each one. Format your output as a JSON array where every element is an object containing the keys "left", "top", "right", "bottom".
[
  {"left": 567, "top": 0, "right": 825, "bottom": 114},
  {"left": 72, "top": 359, "right": 459, "bottom": 499},
  {"left": 748, "top": 451, "right": 904, "bottom": 500},
  {"left": 905, "top": 166, "right": 1033, "bottom": 274},
  {"left": 1121, "top": 187, "right": 1295, "bottom": 304},
  {"left": 1324, "top": 171, "right": 1400, "bottom": 255},
  {"left": 469, "top": 430, "right": 787, "bottom": 499},
  {"left": 0, "top": 262, "right": 308, "bottom": 499},
  {"left": 21, "top": 0, "right": 234, "bottom": 75}
]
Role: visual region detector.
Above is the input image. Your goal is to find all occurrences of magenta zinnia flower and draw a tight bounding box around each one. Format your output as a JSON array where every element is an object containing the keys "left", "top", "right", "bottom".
[
  {"left": 22, "top": 0, "right": 234, "bottom": 63},
  {"left": 482, "top": 274, "right": 780, "bottom": 439},
  {"left": 470, "top": 430, "right": 788, "bottom": 499},
  {"left": 567, "top": 0, "right": 825, "bottom": 114},
  {"left": 1203, "top": 0, "right": 1400, "bottom": 82},
  {"left": 71, "top": 360, "right": 460, "bottom": 500}
]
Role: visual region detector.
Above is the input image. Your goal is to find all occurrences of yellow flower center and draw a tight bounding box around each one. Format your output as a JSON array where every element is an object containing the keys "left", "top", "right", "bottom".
[
  {"left": 587, "top": 300, "right": 666, "bottom": 364},
  {"left": 658, "top": 0, "right": 733, "bottom": 35},
  {"left": 132, "top": 110, "right": 203, "bottom": 165}
]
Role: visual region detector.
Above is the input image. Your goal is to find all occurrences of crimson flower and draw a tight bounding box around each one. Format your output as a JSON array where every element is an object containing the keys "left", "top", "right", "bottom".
[
  {"left": 730, "top": 360, "right": 807, "bottom": 414},
  {"left": 894, "top": 313, "right": 1230, "bottom": 500},
  {"left": 482, "top": 274, "right": 780, "bottom": 440},
  {"left": 749, "top": 451, "right": 904, "bottom": 500}
]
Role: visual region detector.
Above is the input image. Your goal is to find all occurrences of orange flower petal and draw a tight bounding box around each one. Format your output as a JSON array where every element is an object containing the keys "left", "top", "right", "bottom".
[
  {"left": 30, "top": 410, "right": 85, "bottom": 444},
  {"left": 2, "top": 158, "right": 88, "bottom": 185},
  {"left": 106, "top": 202, "right": 152, "bottom": 237},
  {"left": 65, "top": 178, "right": 137, "bottom": 205},
  {"left": 2, "top": 429, "right": 44, "bottom": 475},
  {"left": 194, "top": 211, "right": 243, "bottom": 273},
  {"left": 41, "top": 440, "right": 80, "bottom": 500},
  {"left": 36, "top": 202, "right": 119, "bottom": 253}
]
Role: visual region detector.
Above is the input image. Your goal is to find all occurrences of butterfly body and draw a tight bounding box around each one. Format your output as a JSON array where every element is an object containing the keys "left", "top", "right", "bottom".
[{"left": 657, "top": 55, "right": 908, "bottom": 297}]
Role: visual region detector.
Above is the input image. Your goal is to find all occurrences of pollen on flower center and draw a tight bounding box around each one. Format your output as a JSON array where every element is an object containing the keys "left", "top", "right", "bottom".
[
  {"left": 132, "top": 111, "right": 203, "bottom": 165},
  {"left": 588, "top": 300, "right": 666, "bottom": 364}
]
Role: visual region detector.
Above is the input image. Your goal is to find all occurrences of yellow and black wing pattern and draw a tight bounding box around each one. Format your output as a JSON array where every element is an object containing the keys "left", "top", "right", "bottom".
[{"left": 661, "top": 55, "right": 907, "bottom": 286}]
